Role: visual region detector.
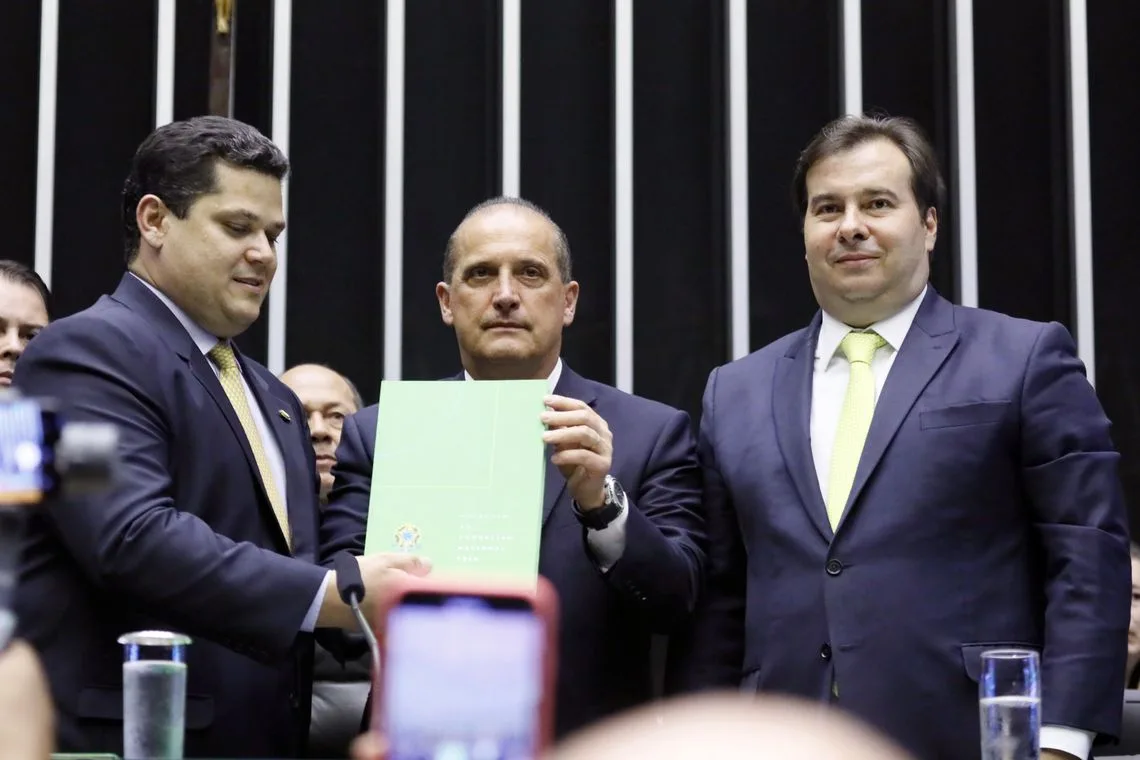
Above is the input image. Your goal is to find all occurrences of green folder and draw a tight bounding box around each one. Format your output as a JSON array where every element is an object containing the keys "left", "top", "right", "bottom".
[{"left": 363, "top": 379, "right": 548, "bottom": 586}]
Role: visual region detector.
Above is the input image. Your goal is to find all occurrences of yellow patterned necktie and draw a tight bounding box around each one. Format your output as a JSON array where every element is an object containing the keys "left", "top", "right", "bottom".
[
  {"left": 208, "top": 342, "right": 292, "bottom": 548},
  {"left": 825, "top": 330, "right": 887, "bottom": 530}
]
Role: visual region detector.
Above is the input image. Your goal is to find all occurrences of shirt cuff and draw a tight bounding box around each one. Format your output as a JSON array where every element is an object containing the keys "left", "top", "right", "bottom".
[
  {"left": 1040, "top": 725, "right": 1093, "bottom": 759},
  {"left": 300, "top": 571, "right": 334, "bottom": 633},
  {"left": 585, "top": 502, "right": 630, "bottom": 572}
]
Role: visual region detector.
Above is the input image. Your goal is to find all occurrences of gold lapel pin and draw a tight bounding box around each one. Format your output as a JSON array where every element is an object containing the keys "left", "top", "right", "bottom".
[{"left": 278, "top": 410, "right": 292, "bottom": 422}]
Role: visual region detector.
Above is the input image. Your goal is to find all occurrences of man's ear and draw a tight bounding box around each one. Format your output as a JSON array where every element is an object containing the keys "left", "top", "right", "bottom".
[
  {"left": 136, "top": 194, "right": 171, "bottom": 251},
  {"left": 924, "top": 207, "right": 938, "bottom": 253},
  {"left": 563, "top": 281, "right": 580, "bottom": 327},
  {"left": 436, "top": 282, "right": 454, "bottom": 326}
]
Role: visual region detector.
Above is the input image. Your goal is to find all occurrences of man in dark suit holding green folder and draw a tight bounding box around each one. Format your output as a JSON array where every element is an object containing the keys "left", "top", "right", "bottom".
[{"left": 321, "top": 197, "right": 707, "bottom": 737}]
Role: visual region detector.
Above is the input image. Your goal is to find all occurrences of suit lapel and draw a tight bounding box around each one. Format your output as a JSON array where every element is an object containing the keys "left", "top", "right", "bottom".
[
  {"left": 241, "top": 355, "right": 310, "bottom": 553},
  {"left": 541, "top": 365, "right": 597, "bottom": 528},
  {"left": 839, "top": 290, "right": 959, "bottom": 528},
  {"left": 190, "top": 347, "right": 291, "bottom": 552},
  {"left": 773, "top": 315, "right": 833, "bottom": 541},
  {"left": 111, "top": 274, "right": 291, "bottom": 550}
]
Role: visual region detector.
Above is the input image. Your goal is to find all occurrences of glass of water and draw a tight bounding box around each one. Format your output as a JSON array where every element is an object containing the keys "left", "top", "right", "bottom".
[
  {"left": 119, "top": 630, "right": 191, "bottom": 760},
  {"left": 979, "top": 648, "right": 1041, "bottom": 760}
]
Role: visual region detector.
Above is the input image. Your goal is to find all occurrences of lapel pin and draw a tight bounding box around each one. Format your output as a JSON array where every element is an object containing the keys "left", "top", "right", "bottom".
[{"left": 278, "top": 410, "right": 292, "bottom": 422}]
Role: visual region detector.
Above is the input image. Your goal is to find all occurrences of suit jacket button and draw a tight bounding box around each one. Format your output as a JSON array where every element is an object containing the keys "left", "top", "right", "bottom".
[
  {"left": 820, "top": 644, "right": 832, "bottom": 660},
  {"left": 825, "top": 559, "right": 843, "bottom": 576}
]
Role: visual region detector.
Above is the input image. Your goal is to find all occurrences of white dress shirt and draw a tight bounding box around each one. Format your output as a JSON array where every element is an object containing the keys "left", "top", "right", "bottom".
[
  {"left": 808, "top": 284, "right": 1091, "bottom": 759},
  {"left": 134, "top": 274, "right": 330, "bottom": 632},
  {"left": 464, "top": 358, "right": 628, "bottom": 570}
]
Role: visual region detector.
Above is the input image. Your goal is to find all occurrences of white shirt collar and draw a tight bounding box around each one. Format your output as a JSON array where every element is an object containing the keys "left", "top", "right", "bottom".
[
  {"left": 464, "top": 357, "right": 563, "bottom": 393},
  {"left": 130, "top": 272, "right": 222, "bottom": 356},
  {"left": 815, "top": 285, "right": 928, "bottom": 365}
]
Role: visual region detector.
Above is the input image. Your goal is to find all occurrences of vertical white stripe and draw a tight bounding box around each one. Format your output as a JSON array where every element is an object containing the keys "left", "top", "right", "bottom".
[
  {"left": 841, "top": 0, "right": 862, "bottom": 115},
  {"left": 384, "top": 0, "right": 406, "bottom": 380},
  {"left": 952, "top": 0, "right": 978, "bottom": 308},
  {"left": 614, "top": 0, "right": 634, "bottom": 393},
  {"left": 267, "top": 0, "right": 292, "bottom": 374},
  {"left": 728, "top": 0, "right": 750, "bottom": 359},
  {"left": 155, "top": 0, "right": 176, "bottom": 127},
  {"left": 501, "top": 0, "right": 521, "bottom": 196},
  {"left": 34, "top": 0, "right": 60, "bottom": 289},
  {"left": 1066, "top": 0, "right": 1095, "bottom": 385}
]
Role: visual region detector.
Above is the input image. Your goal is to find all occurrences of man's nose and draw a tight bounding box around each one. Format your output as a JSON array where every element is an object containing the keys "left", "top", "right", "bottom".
[
  {"left": 309, "top": 413, "right": 332, "bottom": 440},
  {"left": 246, "top": 232, "right": 277, "bottom": 263},
  {"left": 837, "top": 205, "right": 869, "bottom": 243},
  {"left": 492, "top": 270, "right": 520, "bottom": 309}
]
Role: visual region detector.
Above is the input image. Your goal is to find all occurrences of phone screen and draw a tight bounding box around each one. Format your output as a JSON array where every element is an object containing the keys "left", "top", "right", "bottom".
[
  {"left": 0, "top": 399, "right": 56, "bottom": 504},
  {"left": 381, "top": 592, "right": 545, "bottom": 760}
]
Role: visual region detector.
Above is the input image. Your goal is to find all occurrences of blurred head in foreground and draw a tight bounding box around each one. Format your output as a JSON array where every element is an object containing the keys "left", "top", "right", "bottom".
[{"left": 547, "top": 692, "right": 917, "bottom": 760}]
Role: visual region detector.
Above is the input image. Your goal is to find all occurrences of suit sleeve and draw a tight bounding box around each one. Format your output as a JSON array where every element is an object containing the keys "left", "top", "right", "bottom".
[
  {"left": 1020, "top": 322, "right": 1130, "bottom": 741},
  {"left": 664, "top": 367, "right": 747, "bottom": 692},
  {"left": 319, "top": 410, "right": 372, "bottom": 562},
  {"left": 15, "top": 320, "right": 326, "bottom": 664},
  {"left": 600, "top": 408, "right": 707, "bottom": 630}
]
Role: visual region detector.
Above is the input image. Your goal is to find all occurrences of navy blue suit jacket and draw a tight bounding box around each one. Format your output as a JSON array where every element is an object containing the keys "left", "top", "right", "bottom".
[
  {"left": 667, "top": 289, "right": 1130, "bottom": 759},
  {"left": 13, "top": 274, "right": 329, "bottom": 758},
  {"left": 320, "top": 364, "right": 706, "bottom": 737}
]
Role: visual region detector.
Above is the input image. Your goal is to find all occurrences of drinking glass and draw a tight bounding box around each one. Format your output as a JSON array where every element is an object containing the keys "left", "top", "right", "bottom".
[
  {"left": 979, "top": 648, "right": 1041, "bottom": 760},
  {"left": 119, "top": 630, "right": 191, "bottom": 760}
]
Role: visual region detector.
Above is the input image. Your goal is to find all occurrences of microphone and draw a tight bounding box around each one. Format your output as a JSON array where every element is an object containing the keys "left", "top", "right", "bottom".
[{"left": 332, "top": 551, "right": 380, "bottom": 669}]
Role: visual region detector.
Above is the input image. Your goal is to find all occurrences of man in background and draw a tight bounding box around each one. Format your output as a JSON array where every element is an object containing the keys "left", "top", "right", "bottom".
[
  {"left": 281, "top": 363, "right": 371, "bottom": 757},
  {"left": 0, "top": 260, "right": 50, "bottom": 387},
  {"left": 282, "top": 363, "right": 364, "bottom": 503}
]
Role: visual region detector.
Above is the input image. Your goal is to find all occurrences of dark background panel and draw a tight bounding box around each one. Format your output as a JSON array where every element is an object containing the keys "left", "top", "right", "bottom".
[
  {"left": 973, "top": 3, "right": 1072, "bottom": 329},
  {"left": 173, "top": 0, "right": 212, "bottom": 121},
  {"left": 51, "top": 2, "right": 156, "bottom": 319},
  {"left": 401, "top": 0, "right": 500, "bottom": 382},
  {"left": 632, "top": 0, "right": 726, "bottom": 418},
  {"left": 521, "top": 0, "right": 614, "bottom": 384},
  {"left": 0, "top": 0, "right": 41, "bottom": 273},
  {"left": 1089, "top": 2, "right": 1140, "bottom": 527},
  {"left": 862, "top": 0, "right": 956, "bottom": 300},
  {"left": 284, "top": 4, "right": 385, "bottom": 402},
  {"left": 227, "top": 0, "right": 275, "bottom": 363},
  {"left": 747, "top": 3, "right": 841, "bottom": 348}
]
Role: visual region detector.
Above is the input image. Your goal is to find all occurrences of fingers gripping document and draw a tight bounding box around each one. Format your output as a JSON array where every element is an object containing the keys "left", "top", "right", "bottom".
[{"left": 363, "top": 380, "right": 548, "bottom": 587}]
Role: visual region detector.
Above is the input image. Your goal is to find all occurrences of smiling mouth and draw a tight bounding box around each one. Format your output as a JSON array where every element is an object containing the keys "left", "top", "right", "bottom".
[{"left": 233, "top": 277, "right": 264, "bottom": 290}]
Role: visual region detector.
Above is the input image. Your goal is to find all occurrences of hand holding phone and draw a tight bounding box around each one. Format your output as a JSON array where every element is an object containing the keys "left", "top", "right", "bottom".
[{"left": 374, "top": 577, "right": 559, "bottom": 760}]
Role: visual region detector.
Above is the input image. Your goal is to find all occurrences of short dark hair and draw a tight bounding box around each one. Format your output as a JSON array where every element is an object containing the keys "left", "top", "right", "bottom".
[
  {"left": 121, "top": 115, "right": 289, "bottom": 264},
  {"left": 0, "top": 260, "right": 51, "bottom": 318},
  {"left": 442, "top": 196, "right": 572, "bottom": 283},
  {"left": 791, "top": 114, "right": 946, "bottom": 221}
]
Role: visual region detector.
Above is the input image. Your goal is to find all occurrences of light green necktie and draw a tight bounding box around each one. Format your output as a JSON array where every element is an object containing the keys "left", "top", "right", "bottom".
[
  {"left": 825, "top": 330, "right": 887, "bottom": 530},
  {"left": 209, "top": 342, "right": 292, "bottom": 548}
]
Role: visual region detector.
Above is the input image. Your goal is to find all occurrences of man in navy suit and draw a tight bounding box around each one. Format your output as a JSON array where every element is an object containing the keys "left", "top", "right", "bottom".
[
  {"left": 13, "top": 116, "right": 426, "bottom": 757},
  {"left": 666, "top": 115, "right": 1130, "bottom": 759},
  {"left": 321, "top": 197, "right": 707, "bottom": 738}
]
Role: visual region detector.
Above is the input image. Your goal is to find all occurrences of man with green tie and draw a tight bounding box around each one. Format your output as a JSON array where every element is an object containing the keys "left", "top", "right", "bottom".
[{"left": 666, "top": 113, "right": 1130, "bottom": 760}]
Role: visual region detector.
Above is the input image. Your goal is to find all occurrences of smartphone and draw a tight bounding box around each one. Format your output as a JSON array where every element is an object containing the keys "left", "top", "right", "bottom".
[
  {"left": 0, "top": 396, "right": 60, "bottom": 504},
  {"left": 374, "top": 577, "right": 559, "bottom": 760}
]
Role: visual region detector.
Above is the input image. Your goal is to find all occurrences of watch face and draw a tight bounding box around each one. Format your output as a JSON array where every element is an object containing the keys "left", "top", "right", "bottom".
[{"left": 604, "top": 476, "right": 625, "bottom": 507}]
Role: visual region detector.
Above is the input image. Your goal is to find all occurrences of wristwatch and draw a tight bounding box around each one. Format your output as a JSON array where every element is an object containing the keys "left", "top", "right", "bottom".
[{"left": 572, "top": 474, "right": 627, "bottom": 530}]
